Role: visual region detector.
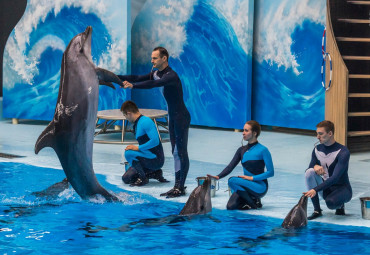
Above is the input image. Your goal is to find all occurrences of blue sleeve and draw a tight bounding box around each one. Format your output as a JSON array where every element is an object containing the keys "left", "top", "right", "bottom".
[
  {"left": 308, "top": 148, "right": 319, "bottom": 169},
  {"left": 118, "top": 73, "right": 152, "bottom": 83},
  {"left": 217, "top": 147, "right": 242, "bottom": 179},
  {"left": 138, "top": 118, "right": 160, "bottom": 151},
  {"left": 131, "top": 71, "right": 178, "bottom": 89},
  {"left": 252, "top": 147, "right": 274, "bottom": 181},
  {"left": 314, "top": 149, "right": 350, "bottom": 192}
]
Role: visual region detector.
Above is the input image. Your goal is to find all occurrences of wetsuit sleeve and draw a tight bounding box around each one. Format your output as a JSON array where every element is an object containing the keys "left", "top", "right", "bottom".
[
  {"left": 252, "top": 147, "right": 274, "bottom": 181},
  {"left": 138, "top": 118, "right": 160, "bottom": 152},
  {"left": 131, "top": 71, "right": 178, "bottom": 89},
  {"left": 217, "top": 147, "right": 243, "bottom": 179},
  {"left": 308, "top": 148, "right": 319, "bottom": 169},
  {"left": 313, "top": 149, "right": 350, "bottom": 192},
  {"left": 118, "top": 73, "right": 152, "bottom": 83}
]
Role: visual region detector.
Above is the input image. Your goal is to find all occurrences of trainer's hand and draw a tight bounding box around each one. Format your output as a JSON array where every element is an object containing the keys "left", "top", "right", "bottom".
[
  {"left": 304, "top": 189, "right": 317, "bottom": 198},
  {"left": 123, "top": 81, "right": 133, "bottom": 89},
  {"left": 314, "top": 165, "right": 325, "bottom": 175},
  {"left": 125, "top": 145, "right": 139, "bottom": 151},
  {"left": 207, "top": 174, "right": 219, "bottom": 180},
  {"left": 238, "top": 175, "right": 253, "bottom": 181}
]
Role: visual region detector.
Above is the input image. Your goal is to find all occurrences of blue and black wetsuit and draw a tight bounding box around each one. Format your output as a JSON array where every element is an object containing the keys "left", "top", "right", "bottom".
[
  {"left": 217, "top": 142, "right": 274, "bottom": 210},
  {"left": 305, "top": 142, "right": 352, "bottom": 211},
  {"left": 119, "top": 66, "right": 191, "bottom": 189},
  {"left": 122, "top": 115, "right": 164, "bottom": 183}
]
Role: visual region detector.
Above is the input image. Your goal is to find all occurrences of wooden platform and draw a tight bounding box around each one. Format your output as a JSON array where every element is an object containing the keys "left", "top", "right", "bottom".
[{"left": 94, "top": 109, "right": 168, "bottom": 144}]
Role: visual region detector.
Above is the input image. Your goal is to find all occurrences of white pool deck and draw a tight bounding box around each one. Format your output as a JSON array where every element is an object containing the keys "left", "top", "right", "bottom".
[{"left": 1, "top": 101, "right": 370, "bottom": 228}]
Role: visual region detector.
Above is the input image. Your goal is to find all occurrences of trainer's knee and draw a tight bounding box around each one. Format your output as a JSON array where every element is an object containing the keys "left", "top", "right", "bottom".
[
  {"left": 122, "top": 173, "right": 131, "bottom": 184},
  {"left": 305, "top": 168, "right": 316, "bottom": 180},
  {"left": 325, "top": 198, "right": 341, "bottom": 210}
]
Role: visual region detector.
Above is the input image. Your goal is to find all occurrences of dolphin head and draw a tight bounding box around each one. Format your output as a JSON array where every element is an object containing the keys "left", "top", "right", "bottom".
[
  {"left": 65, "top": 26, "right": 93, "bottom": 63},
  {"left": 179, "top": 177, "right": 212, "bottom": 215},
  {"left": 281, "top": 195, "right": 308, "bottom": 229},
  {"left": 298, "top": 195, "right": 308, "bottom": 212}
]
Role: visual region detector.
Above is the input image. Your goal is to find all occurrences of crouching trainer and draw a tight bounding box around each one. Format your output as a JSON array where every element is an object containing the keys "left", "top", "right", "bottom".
[
  {"left": 304, "top": 120, "right": 352, "bottom": 220},
  {"left": 208, "top": 120, "right": 274, "bottom": 210},
  {"left": 121, "top": 101, "right": 168, "bottom": 186}
]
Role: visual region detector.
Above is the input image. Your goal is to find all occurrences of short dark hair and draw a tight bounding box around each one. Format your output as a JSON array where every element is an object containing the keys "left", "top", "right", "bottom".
[
  {"left": 153, "top": 46, "right": 169, "bottom": 61},
  {"left": 120, "top": 100, "right": 139, "bottom": 114},
  {"left": 246, "top": 120, "right": 261, "bottom": 138},
  {"left": 316, "top": 120, "right": 335, "bottom": 134}
]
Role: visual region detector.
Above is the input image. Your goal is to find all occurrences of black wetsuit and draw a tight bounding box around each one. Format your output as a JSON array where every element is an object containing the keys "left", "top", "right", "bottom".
[
  {"left": 305, "top": 142, "right": 352, "bottom": 211},
  {"left": 119, "top": 66, "right": 191, "bottom": 189}
]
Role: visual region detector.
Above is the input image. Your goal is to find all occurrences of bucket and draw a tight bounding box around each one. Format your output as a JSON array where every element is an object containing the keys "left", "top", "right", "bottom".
[
  {"left": 360, "top": 197, "right": 370, "bottom": 220},
  {"left": 196, "top": 177, "right": 219, "bottom": 197},
  {"left": 122, "top": 162, "right": 129, "bottom": 172}
]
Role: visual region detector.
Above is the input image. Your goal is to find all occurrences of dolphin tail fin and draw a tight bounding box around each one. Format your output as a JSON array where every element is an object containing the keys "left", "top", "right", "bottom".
[
  {"left": 95, "top": 67, "right": 123, "bottom": 88},
  {"left": 35, "top": 122, "right": 56, "bottom": 154}
]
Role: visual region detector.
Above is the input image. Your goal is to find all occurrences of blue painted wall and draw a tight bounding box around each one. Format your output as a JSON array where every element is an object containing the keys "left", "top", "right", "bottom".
[
  {"left": 252, "top": 0, "right": 326, "bottom": 130},
  {"left": 130, "top": 0, "right": 254, "bottom": 129},
  {"left": 2, "top": 0, "right": 130, "bottom": 120}
]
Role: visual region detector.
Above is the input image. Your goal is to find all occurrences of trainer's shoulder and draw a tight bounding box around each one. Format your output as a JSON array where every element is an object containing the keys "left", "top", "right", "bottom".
[
  {"left": 256, "top": 143, "right": 271, "bottom": 153},
  {"left": 337, "top": 142, "right": 350, "bottom": 155}
]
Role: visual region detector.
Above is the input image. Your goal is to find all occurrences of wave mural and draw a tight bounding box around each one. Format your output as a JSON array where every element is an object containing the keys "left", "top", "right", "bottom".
[
  {"left": 252, "top": 0, "right": 326, "bottom": 130},
  {"left": 3, "top": 0, "right": 130, "bottom": 120},
  {"left": 131, "top": 0, "right": 254, "bottom": 129}
]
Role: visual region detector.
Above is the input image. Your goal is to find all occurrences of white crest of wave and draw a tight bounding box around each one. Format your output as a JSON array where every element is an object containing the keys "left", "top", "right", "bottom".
[
  {"left": 254, "top": 0, "right": 325, "bottom": 75},
  {"left": 209, "top": 0, "right": 254, "bottom": 55},
  {"left": 4, "top": 36, "right": 39, "bottom": 87},
  {"left": 6, "top": 0, "right": 125, "bottom": 86},
  {"left": 134, "top": 0, "right": 197, "bottom": 64},
  {"left": 29, "top": 35, "right": 66, "bottom": 61},
  {"left": 97, "top": 40, "right": 127, "bottom": 73}
]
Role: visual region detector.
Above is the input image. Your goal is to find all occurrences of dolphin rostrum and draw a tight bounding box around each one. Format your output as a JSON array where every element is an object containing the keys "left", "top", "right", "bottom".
[
  {"left": 281, "top": 195, "right": 308, "bottom": 229},
  {"left": 179, "top": 176, "right": 212, "bottom": 215},
  {"left": 35, "top": 26, "right": 122, "bottom": 201}
]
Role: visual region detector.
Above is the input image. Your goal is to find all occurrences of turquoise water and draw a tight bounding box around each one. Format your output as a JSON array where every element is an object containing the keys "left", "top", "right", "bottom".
[{"left": 1, "top": 162, "right": 370, "bottom": 254}]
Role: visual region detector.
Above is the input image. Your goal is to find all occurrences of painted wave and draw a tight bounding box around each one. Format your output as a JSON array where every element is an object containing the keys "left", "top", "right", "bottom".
[
  {"left": 3, "top": 0, "right": 129, "bottom": 120},
  {"left": 131, "top": 0, "right": 253, "bottom": 128},
  {"left": 253, "top": 0, "right": 326, "bottom": 130}
]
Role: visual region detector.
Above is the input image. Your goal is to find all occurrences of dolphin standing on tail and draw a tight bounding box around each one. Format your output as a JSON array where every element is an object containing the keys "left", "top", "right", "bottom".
[
  {"left": 35, "top": 26, "right": 122, "bottom": 201},
  {"left": 281, "top": 195, "right": 308, "bottom": 229}
]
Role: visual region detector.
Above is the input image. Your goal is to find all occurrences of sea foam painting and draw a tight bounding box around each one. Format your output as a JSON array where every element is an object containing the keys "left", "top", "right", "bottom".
[
  {"left": 131, "top": 0, "right": 254, "bottom": 129},
  {"left": 252, "top": 0, "right": 326, "bottom": 130},
  {"left": 3, "top": 0, "right": 130, "bottom": 120}
]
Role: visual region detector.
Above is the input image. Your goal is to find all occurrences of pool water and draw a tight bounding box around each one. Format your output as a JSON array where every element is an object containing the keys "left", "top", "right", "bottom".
[{"left": 1, "top": 162, "right": 370, "bottom": 254}]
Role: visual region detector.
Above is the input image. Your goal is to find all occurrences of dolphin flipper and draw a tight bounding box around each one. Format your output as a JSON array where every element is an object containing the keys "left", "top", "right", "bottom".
[
  {"left": 98, "top": 80, "right": 115, "bottom": 89},
  {"left": 96, "top": 67, "right": 123, "bottom": 88},
  {"left": 35, "top": 122, "right": 56, "bottom": 154}
]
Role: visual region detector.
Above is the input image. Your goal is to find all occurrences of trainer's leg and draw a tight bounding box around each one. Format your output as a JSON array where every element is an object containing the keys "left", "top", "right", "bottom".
[
  {"left": 228, "top": 177, "right": 267, "bottom": 209},
  {"left": 227, "top": 192, "right": 244, "bottom": 210},
  {"left": 305, "top": 168, "right": 324, "bottom": 212},
  {"left": 122, "top": 167, "right": 138, "bottom": 184},
  {"left": 323, "top": 186, "right": 352, "bottom": 210},
  {"left": 173, "top": 118, "right": 190, "bottom": 189}
]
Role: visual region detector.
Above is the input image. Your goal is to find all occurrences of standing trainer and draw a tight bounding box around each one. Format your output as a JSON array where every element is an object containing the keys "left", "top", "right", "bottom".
[{"left": 119, "top": 47, "right": 191, "bottom": 198}]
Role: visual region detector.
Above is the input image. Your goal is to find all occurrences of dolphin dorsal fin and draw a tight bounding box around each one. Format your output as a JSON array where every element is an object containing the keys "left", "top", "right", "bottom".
[{"left": 35, "top": 122, "right": 56, "bottom": 154}]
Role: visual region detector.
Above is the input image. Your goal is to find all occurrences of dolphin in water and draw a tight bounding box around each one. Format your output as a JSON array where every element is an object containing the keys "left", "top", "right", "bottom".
[
  {"left": 31, "top": 178, "right": 69, "bottom": 199},
  {"left": 281, "top": 195, "right": 308, "bottom": 229},
  {"left": 78, "top": 177, "right": 214, "bottom": 233},
  {"left": 35, "top": 26, "right": 122, "bottom": 201},
  {"left": 179, "top": 176, "right": 212, "bottom": 215}
]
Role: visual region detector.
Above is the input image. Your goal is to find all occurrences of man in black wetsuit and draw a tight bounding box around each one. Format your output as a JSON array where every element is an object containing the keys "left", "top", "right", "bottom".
[
  {"left": 304, "top": 120, "right": 352, "bottom": 220},
  {"left": 119, "top": 47, "right": 191, "bottom": 198}
]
